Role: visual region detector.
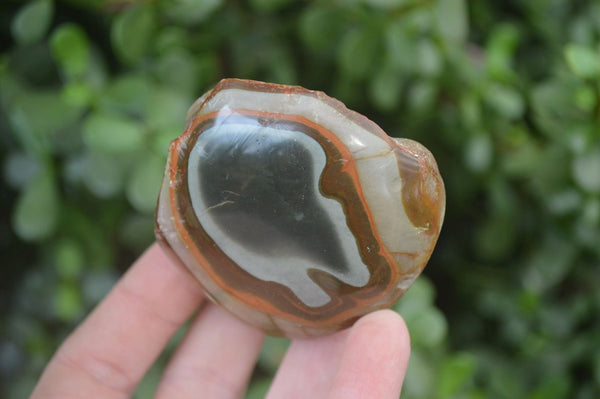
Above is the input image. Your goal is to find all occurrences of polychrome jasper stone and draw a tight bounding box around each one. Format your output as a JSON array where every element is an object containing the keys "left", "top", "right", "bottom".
[{"left": 155, "top": 79, "right": 445, "bottom": 338}]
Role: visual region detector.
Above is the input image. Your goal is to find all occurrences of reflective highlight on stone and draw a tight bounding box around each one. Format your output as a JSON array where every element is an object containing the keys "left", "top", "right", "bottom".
[{"left": 155, "top": 79, "right": 445, "bottom": 337}]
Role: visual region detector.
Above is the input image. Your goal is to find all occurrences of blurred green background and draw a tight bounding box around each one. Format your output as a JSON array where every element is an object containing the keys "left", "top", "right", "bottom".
[{"left": 1, "top": 0, "right": 600, "bottom": 397}]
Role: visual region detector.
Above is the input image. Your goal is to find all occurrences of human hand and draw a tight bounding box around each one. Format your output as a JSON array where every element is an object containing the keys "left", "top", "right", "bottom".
[{"left": 31, "top": 243, "right": 410, "bottom": 398}]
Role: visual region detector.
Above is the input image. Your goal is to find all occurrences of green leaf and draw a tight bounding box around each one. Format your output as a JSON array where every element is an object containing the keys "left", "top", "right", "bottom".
[
  {"left": 594, "top": 353, "right": 600, "bottom": 385},
  {"left": 146, "top": 87, "right": 191, "bottom": 131},
  {"left": 245, "top": 378, "right": 272, "bottom": 399},
  {"left": 3, "top": 152, "right": 42, "bottom": 189},
  {"left": 82, "top": 270, "right": 119, "bottom": 305},
  {"left": 12, "top": 167, "right": 59, "bottom": 242},
  {"left": 111, "top": 6, "right": 155, "bottom": 65},
  {"left": 258, "top": 336, "right": 290, "bottom": 374},
  {"left": 119, "top": 214, "right": 156, "bottom": 250},
  {"left": 154, "top": 49, "right": 200, "bottom": 96},
  {"left": 407, "top": 308, "right": 448, "bottom": 348},
  {"left": 361, "top": 0, "right": 411, "bottom": 10},
  {"left": 60, "top": 206, "right": 114, "bottom": 270},
  {"left": 522, "top": 234, "right": 576, "bottom": 293},
  {"left": 546, "top": 189, "right": 582, "bottom": 216},
  {"left": 435, "top": 0, "right": 469, "bottom": 44},
  {"left": 572, "top": 146, "right": 600, "bottom": 193},
  {"left": 8, "top": 89, "right": 84, "bottom": 157},
  {"left": 249, "top": 0, "right": 295, "bottom": 12},
  {"left": 385, "top": 20, "right": 417, "bottom": 72},
  {"left": 82, "top": 151, "right": 127, "bottom": 198},
  {"left": 393, "top": 276, "right": 435, "bottom": 319},
  {"left": 99, "top": 74, "right": 153, "bottom": 115},
  {"left": 54, "top": 282, "right": 82, "bottom": 321},
  {"left": 152, "top": 129, "right": 178, "bottom": 156},
  {"left": 50, "top": 24, "right": 90, "bottom": 79},
  {"left": 476, "top": 216, "right": 516, "bottom": 259},
  {"left": 299, "top": 6, "right": 349, "bottom": 54},
  {"left": 475, "top": 179, "right": 518, "bottom": 260},
  {"left": 416, "top": 39, "right": 442, "bottom": 77},
  {"left": 338, "top": 28, "right": 379, "bottom": 79},
  {"left": 266, "top": 44, "right": 297, "bottom": 85},
  {"left": 134, "top": 358, "right": 162, "bottom": 398},
  {"left": 564, "top": 43, "right": 600, "bottom": 79},
  {"left": 126, "top": 154, "right": 165, "bottom": 214},
  {"left": 459, "top": 93, "right": 482, "bottom": 129},
  {"left": 11, "top": 0, "right": 53, "bottom": 45},
  {"left": 574, "top": 85, "right": 597, "bottom": 111},
  {"left": 403, "top": 350, "right": 436, "bottom": 398},
  {"left": 486, "top": 23, "right": 520, "bottom": 81},
  {"left": 463, "top": 391, "right": 487, "bottom": 399},
  {"left": 528, "top": 376, "right": 571, "bottom": 399},
  {"left": 53, "top": 238, "right": 85, "bottom": 279},
  {"left": 581, "top": 197, "right": 600, "bottom": 227},
  {"left": 487, "top": 360, "right": 527, "bottom": 397},
  {"left": 82, "top": 113, "right": 145, "bottom": 153},
  {"left": 161, "top": 0, "right": 223, "bottom": 25},
  {"left": 500, "top": 127, "right": 543, "bottom": 177},
  {"left": 485, "top": 84, "right": 524, "bottom": 119},
  {"left": 530, "top": 79, "right": 580, "bottom": 139},
  {"left": 464, "top": 133, "right": 493, "bottom": 173},
  {"left": 407, "top": 81, "right": 437, "bottom": 111},
  {"left": 62, "top": 81, "right": 94, "bottom": 106},
  {"left": 436, "top": 353, "right": 477, "bottom": 397},
  {"left": 369, "top": 64, "right": 403, "bottom": 111}
]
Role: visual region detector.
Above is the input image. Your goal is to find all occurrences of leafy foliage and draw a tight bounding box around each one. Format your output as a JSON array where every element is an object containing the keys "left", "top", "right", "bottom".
[{"left": 1, "top": 0, "right": 599, "bottom": 398}]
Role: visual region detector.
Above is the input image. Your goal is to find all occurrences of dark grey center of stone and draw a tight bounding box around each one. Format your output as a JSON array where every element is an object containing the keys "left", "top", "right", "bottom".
[{"left": 195, "top": 117, "right": 350, "bottom": 274}]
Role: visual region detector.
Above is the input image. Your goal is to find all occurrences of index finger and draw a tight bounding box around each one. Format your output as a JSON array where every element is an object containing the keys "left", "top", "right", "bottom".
[{"left": 31, "top": 243, "right": 205, "bottom": 398}]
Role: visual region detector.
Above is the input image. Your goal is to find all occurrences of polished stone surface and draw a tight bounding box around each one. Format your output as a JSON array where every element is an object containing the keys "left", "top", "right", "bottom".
[{"left": 155, "top": 79, "right": 445, "bottom": 337}]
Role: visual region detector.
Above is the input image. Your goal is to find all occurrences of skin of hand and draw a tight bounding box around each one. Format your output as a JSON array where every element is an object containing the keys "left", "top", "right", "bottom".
[{"left": 30, "top": 243, "right": 410, "bottom": 399}]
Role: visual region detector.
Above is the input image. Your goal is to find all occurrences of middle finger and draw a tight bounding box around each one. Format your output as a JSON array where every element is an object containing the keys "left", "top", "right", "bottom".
[{"left": 154, "top": 303, "right": 265, "bottom": 399}]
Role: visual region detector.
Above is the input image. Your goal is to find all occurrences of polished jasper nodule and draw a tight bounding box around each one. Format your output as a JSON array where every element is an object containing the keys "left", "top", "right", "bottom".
[{"left": 155, "top": 79, "right": 445, "bottom": 338}]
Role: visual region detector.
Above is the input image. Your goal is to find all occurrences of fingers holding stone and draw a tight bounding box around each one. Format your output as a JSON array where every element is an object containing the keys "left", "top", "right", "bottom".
[
  {"left": 154, "top": 304, "right": 265, "bottom": 399},
  {"left": 267, "top": 310, "right": 409, "bottom": 399},
  {"left": 31, "top": 243, "right": 205, "bottom": 399},
  {"left": 266, "top": 328, "right": 350, "bottom": 399},
  {"left": 327, "top": 310, "right": 410, "bottom": 399}
]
